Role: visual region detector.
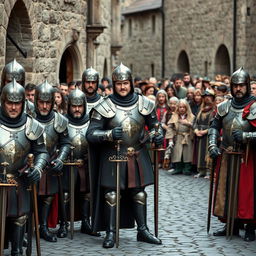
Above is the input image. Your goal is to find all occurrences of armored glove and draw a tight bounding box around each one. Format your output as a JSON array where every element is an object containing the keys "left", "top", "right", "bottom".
[
  {"left": 112, "top": 127, "right": 123, "bottom": 140},
  {"left": 154, "top": 134, "right": 164, "bottom": 146},
  {"left": 51, "top": 158, "right": 63, "bottom": 174},
  {"left": 208, "top": 146, "right": 220, "bottom": 159},
  {"left": 232, "top": 130, "right": 243, "bottom": 143},
  {"left": 26, "top": 167, "right": 41, "bottom": 184}
]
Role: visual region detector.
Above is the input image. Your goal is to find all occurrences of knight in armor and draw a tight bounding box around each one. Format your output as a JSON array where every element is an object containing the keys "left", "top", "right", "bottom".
[
  {"left": 34, "top": 81, "right": 71, "bottom": 242},
  {"left": 0, "top": 79, "right": 48, "bottom": 256},
  {"left": 86, "top": 63, "right": 163, "bottom": 248},
  {"left": 81, "top": 67, "right": 102, "bottom": 114},
  {"left": 1, "top": 59, "right": 35, "bottom": 116},
  {"left": 57, "top": 88, "right": 100, "bottom": 237},
  {"left": 208, "top": 67, "right": 256, "bottom": 241}
]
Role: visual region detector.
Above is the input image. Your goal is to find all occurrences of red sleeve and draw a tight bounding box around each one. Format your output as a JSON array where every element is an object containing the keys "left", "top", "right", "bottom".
[{"left": 243, "top": 100, "right": 256, "bottom": 127}]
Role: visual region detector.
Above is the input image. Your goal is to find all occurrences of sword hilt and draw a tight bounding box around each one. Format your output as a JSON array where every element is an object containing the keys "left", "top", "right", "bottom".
[{"left": 1, "top": 162, "right": 9, "bottom": 183}]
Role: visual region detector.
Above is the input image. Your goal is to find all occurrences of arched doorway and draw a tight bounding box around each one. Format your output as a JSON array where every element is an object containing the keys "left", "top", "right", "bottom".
[
  {"left": 59, "top": 45, "right": 82, "bottom": 84},
  {"left": 215, "top": 44, "right": 231, "bottom": 75},
  {"left": 177, "top": 51, "right": 190, "bottom": 73},
  {"left": 6, "top": 0, "right": 33, "bottom": 72}
]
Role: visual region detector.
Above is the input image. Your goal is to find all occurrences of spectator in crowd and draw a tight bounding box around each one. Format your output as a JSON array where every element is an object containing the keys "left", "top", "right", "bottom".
[
  {"left": 190, "top": 89, "right": 203, "bottom": 116},
  {"left": 183, "top": 73, "right": 194, "bottom": 88},
  {"left": 173, "top": 77, "right": 187, "bottom": 99},
  {"left": 144, "top": 84, "right": 155, "bottom": 97},
  {"left": 194, "top": 81, "right": 203, "bottom": 91},
  {"left": 101, "top": 77, "right": 111, "bottom": 88},
  {"left": 250, "top": 81, "right": 256, "bottom": 96},
  {"left": 139, "top": 80, "right": 148, "bottom": 95},
  {"left": 165, "top": 84, "right": 176, "bottom": 99},
  {"left": 202, "top": 77, "right": 211, "bottom": 91},
  {"left": 105, "top": 84, "right": 113, "bottom": 95},
  {"left": 222, "top": 75, "right": 230, "bottom": 86},
  {"left": 134, "top": 76, "right": 142, "bottom": 88},
  {"left": 76, "top": 80, "right": 82, "bottom": 90},
  {"left": 193, "top": 89, "right": 215, "bottom": 178},
  {"left": 97, "top": 84, "right": 105, "bottom": 95},
  {"left": 216, "top": 84, "right": 228, "bottom": 97},
  {"left": 54, "top": 87, "right": 67, "bottom": 114},
  {"left": 68, "top": 81, "right": 76, "bottom": 93},
  {"left": 25, "top": 83, "right": 36, "bottom": 103},
  {"left": 59, "top": 83, "right": 69, "bottom": 96},
  {"left": 215, "top": 95, "right": 225, "bottom": 106},
  {"left": 160, "top": 78, "right": 170, "bottom": 90},
  {"left": 165, "top": 99, "right": 195, "bottom": 175},
  {"left": 186, "top": 87, "right": 195, "bottom": 104}
]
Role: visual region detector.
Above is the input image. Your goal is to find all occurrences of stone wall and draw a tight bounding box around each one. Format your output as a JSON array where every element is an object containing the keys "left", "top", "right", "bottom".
[
  {"left": 0, "top": 0, "right": 115, "bottom": 85},
  {"left": 120, "top": 0, "right": 256, "bottom": 79},
  {"left": 119, "top": 10, "right": 162, "bottom": 79}
]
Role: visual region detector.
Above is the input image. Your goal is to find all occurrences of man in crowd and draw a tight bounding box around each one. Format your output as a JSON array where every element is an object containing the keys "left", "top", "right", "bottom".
[
  {"left": 1, "top": 59, "right": 35, "bottom": 116},
  {"left": 173, "top": 77, "right": 187, "bottom": 99},
  {"left": 87, "top": 63, "right": 163, "bottom": 248},
  {"left": 0, "top": 79, "right": 48, "bottom": 255},
  {"left": 34, "top": 81, "right": 70, "bottom": 242},
  {"left": 250, "top": 81, "right": 256, "bottom": 97},
  {"left": 59, "top": 88, "right": 100, "bottom": 237},
  {"left": 208, "top": 67, "right": 256, "bottom": 241},
  {"left": 82, "top": 67, "right": 103, "bottom": 114},
  {"left": 59, "top": 83, "right": 69, "bottom": 97},
  {"left": 25, "top": 83, "right": 36, "bottom": 103}
]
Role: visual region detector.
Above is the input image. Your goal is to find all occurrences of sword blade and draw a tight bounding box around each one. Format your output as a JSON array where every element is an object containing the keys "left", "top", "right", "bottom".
[
  {"left": 69, "top": 165, "right": 75, "bottom": 240},
  {"left": 154, "top": 150, "right": 159, "bottom": 238},
  {"left": 116, "top": 160, "right": 120, "bottom": 248},
  {"left": 0, "top": 188, "right": 7, "bottom": 256},
  {"left": 207, "top": 159, "right": 215, "bottom": 233}
]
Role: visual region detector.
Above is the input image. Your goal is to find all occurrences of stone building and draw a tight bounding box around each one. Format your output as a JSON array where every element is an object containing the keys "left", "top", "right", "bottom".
[
  {"left": 0, "top": 0, "right": 122, "bottom": 85},
  {"left": 120, "top": 0, "right": 256, "bottom": 79}
]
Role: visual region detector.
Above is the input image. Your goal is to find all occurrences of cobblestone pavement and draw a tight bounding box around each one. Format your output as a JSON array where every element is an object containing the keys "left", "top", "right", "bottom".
[{"left": 5, "top": 170, "right": 256, "bottom": 255}]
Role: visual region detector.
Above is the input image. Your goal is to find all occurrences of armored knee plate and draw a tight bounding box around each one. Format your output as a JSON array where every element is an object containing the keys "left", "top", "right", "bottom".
[
  {"left": 64, "top": 192, "right": 69, "bottom": 204},
  {"left": 133, "top": 191, "right": 147, "bottom": 205},
  {"left": 13, "top": 215, "right": 27, "bottom": 227},
  {"left": 105, "top": 191, "right": 116, "bottom": 207}
]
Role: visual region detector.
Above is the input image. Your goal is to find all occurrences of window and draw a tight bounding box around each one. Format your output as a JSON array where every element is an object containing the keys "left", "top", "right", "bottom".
[
  {"left": 152, "top": 15, "right": 156, "bottom": 34},
  {"left": 129, "top": 18, "right": 132, "bottom": 37},
  {"left": 151, "top": 63, "right": 155, "bottom": 77}
]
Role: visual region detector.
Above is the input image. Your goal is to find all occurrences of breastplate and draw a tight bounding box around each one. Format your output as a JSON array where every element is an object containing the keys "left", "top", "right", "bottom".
[
  {"left": 41, "top": 119, "right": 59, "bottom": 156},
  {"left": 0, "top": 124, "right": 31, "bottom": 174},
  {"left": 222, "top": 106, "right": 252, "bottom": 148},
  {"left": 107, "top": 103, "right": 145, "bottom": 146},
  {"left": 68, "top": 122, "right": 89, "bottom": 159}
]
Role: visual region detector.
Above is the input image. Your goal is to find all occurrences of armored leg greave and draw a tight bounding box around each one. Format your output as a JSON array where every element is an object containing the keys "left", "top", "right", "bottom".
[
  {"left": 39, "top": 196, "right": 57, "bottom": 242},
  {"left": 10, "top": 215, "right": 27, "bottom": 256},
  {"left": 132, "top": 191, "right": 162, "bottom": 245},
  {"left": 57, "top": 192, "right": 69, "bottom": 238},
  {"left": 103, "top": 191, "right": 116, "bottom": 248}
]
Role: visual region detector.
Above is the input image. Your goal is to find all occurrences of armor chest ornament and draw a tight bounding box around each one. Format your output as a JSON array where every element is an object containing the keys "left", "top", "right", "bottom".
[
  {"left": 0, "top": 124, "right": 30, "bottom": 174},
  {"left": 222, "top": 106, "right": 251, "bottom": 148},
  {"left": 108, "top": 104, "right": 145, "bottom": 146},
  {"left": 41, "top": 119, "right": 58, "bottom": 156},
  {"left": 68, "top": 122, "right": 89, "bottom": 159}
]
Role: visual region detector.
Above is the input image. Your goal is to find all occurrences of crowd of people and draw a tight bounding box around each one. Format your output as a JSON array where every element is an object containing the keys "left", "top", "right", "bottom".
[{"left": 1, "top": 59, "right": 256, "bottom": 256}]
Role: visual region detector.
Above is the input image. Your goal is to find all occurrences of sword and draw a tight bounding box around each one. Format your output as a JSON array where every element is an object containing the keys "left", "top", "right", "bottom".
[
  {"left": 150, "top": 123, "right": 165, "bottom": 238},
  {"left": 0, "top": 162, "right": 16, "bottom": 256},
  {"left": 207, "top": 157, "right": 217, "bottom": 233},
  {"left": 108, "top": 140, "right": 128, "bottom": 248},
  {"left": 226, "top": 143, "right": 242, "bottom": 240},
  {"left": 26, "top": 154, "right": 41, "bottom": 256}
]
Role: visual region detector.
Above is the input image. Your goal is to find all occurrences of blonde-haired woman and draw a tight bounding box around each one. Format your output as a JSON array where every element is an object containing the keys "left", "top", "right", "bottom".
[{"left": 165, "top": 99, "right": 195, "bottom": 175}]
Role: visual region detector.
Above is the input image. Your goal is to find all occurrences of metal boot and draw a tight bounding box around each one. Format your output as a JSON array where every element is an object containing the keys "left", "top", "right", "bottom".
[
  {"left": 102, "top": 191, "right": 116, "bottom": 249},
  {"left": 133, "top": 191, "right": 162, "bottom": 245},
  {"left": 39, "top": 196, "right": 57, "bottom": 242}
]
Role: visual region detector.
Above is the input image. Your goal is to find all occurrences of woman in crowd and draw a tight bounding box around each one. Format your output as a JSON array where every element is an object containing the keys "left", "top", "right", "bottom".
[
  {"left": 165, "top": 99, "right": 195, "bottom": 175},
  {"left": 190, "top": 89, "right": 203, "bottom": 116},
  {"left": 54, "top": 88, "right": 67, "bottom": 114}
]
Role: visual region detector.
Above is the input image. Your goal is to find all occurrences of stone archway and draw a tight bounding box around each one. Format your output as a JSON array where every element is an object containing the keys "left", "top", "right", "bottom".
[
  {"left": 5, "top": 0, "right": 33, "bottom": 73},
  {"left": 214, "top": 44, "right": 231, "bottom": 75},
  {"left": 59, "top": 45, "right": 82, "bottom": 84},
  {"left": 177, "top": 50, "right": 190, "bottom": 73}
]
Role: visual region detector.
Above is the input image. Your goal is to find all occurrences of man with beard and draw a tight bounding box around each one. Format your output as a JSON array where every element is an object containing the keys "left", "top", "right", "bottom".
[
  {"left": 82, "top": 67, "right": 103, "bottom": 114},
  {"left": 0, "top": 79, "right": 48, "bottom": 256},
  {"left": 57, "top": 88, "right": 100, "bottom": 237},
  {"left": 87, "top": 63, "right": 163, "bottom": 248},
  {"left": 34, "top": 81, "right": 70, "bottom": 242},
  {"left": 1, "top": 59, "right": 35, "bottom": 116},
  {"left": 208, "top": 67, "right": 256, "bottom": 241}
]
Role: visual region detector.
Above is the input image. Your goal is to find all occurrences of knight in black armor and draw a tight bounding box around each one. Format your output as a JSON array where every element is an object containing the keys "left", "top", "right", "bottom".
[
  {"left": 86, "top": 63, "right": 163, "bottom": 248},
  {"left": 57, "top": 88, "right": 100, "bottom": 237},
  {"left": 208, "top": 67, "right": 256, "bottom": 241},
  {"left": 0, "top": 79, "right": 48, "bottom": 256},
  {"left": 81, "top": 67, "right": 102, "bottom": 114},
  {"left": 1, "top": 59, "right": 35, "bottom": 116},
  {"left": 34, "top": 81, "right": 71, "bottom": 242}
]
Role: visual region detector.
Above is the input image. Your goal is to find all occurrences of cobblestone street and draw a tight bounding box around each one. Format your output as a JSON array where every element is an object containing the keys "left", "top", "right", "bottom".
[{"left": 5, "top": 170, "right": 256, "bottom": 256}]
